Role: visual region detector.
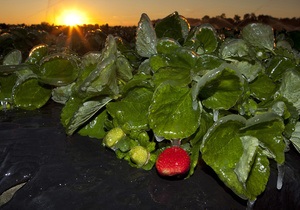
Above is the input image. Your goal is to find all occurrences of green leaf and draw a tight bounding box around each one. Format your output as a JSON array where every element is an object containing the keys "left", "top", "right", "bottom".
[
  {"left": 188, "top": 110, "right": 214, "bottom": 177},
  {"left": 79, "top": 54, "right": 118, "bottom": 97},
  {"left": 149, "top": 47, "right": 198, "bottom": 73},
  {"left": 136, "top": 13, "right": 157, "bottom": 58},
  {"left": 38, "top": 53, "right": 79, "bottom": 86},
  {"left": 242, "top": 23, "right": 274, "bottom": 52},
  {"left": 121, "top": 73, "right": 153, "bottom": 94},
  {"left": 241, "top": 112, "right": 286, "bottom": 164},
  {"left": 193, "top": 54, "right": 223, "bottom": 75},
  {"left": 80, "top": 51, "right": 102, "bottom": 68},
  {"left": 154, "top": 11, "right": 190, "bottom": 43},
  {"left": 271, "top": 100, "right": 299, "bottom": 139},
  {"left": 201, "top": 115, "right": 270, "bottom": 200},
  {"left": 106, "top": 87, "right": 153, "bottom": 131},
  {"left": 249, "top": 73, "right": 277, "bottom": 101},
  {"left": 271, "top": 101, "right": 291, "bottom": 119},
  {"left": 78, "top": 110, "right": 108, "bottom": 139},
  {"left": 233, "top": 60, "right": 263, "bottom": 83},
  {"left": 149, "top": 54, "right": 167, "bottom": 72},
  {"left": 76, "top": 36, "right": 117, "bottom": 98},
  {"left": 245, "top": 149, "right": 270, "bottom": 201},
  {"left": 51, "top": 82, "right": 75, "bottom": 104},
  {"left": 25, "top": 44, "right": 48, "bottom": 65},
  {"left": 66, "top": 97, "right": 112, "bottom": 135},
  {"left": 76, "top": 63, "right": 98, "bottom": 87},
  {"left": 290, "top": 121, "right": 300, "bottom": 153},
  {"left": 219, "top": 39, "right": 249, "bottom": 60},
  {"left": 265, "top": 55, "right": 295, "bottom": 81},
  {"left": 78, "top": 36, "right": 119, "bottom": 98},
  {"left": 61, "top": 97, "right": 83, "bottom": 128},
  {"left": 237, "top": 96, "right": 258, "bottom": 117},
  {"left": 12, "top": 69, "right": 51, "bottom": 110},
  {"left": 128, "top": 130, "right": 151, "bottom": 149},
  {"left": 3, "top": 50, "right": 22, "bottom": 65},
  {"left": 278, "top": 69, "right": 300, "bottom": 114},
  {"left": 142, "top": 153, "right": 158, "bottom": 170},
  {"left": 115, "top": 36, "right": 141, "bottom": 69},
  {"left": 136, "top": 59, "right": 152, "bottom": 75},
  {"left": 116, "top": 54, "right": 133, "bottom": 82},
  {"left": 114, "top": 136, "right": 132, "bottom": 153},
  {"left": 185, "top": 24, "right": 218, "bottom": 54},
  {"left": 193, "top": 64, "right": 244, "bottom": 110},
  {"left": 234, "top": 136, "right": 259, "bottom": 183},
  {"left": 156, "top": 37, "right": 181, "bottom": 54},
  {"left": 153, "top": 66, "right": 191, "bottom": 87},
  {"left": 178, "top": 14, "right": 190, "bottom": 39},
  {"left": 0, "top": 74, "right": 17, "bottom": 104},
  {"left": 200, "top": 115, "right": 248, "bottom": 199},
  {"left": 101, "top": 35, "right": 118, "bottom": 61},
  {"left": 149, "top": 83, "right": 201, "bottom": 139}
]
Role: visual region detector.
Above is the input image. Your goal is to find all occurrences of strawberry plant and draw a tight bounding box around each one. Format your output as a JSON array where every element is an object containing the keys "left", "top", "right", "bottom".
[{"left": 1, "top": 11, "right": 300, "bottom": 206}]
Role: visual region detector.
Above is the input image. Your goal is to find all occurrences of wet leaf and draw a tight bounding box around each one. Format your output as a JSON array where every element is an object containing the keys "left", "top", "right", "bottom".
[
  {"left": 51, "top": 82, "right": 75, "bottom": 104},
  {"left": 234, "top": 136, "right": 259, "bottom": 183},
  {"left": 242, "top": 23, "right": 274, "bottom": 52},
  {"left": 201, "top": 115, "right": 270, "bottom": 201},
  {"left": 0, "top": 74, "right": 17, "bottom": 104},
  {"left": 192, "top": 64, "right": 244, "bottom": 110},
  {"left": 156, "top": 37, "right": 181, "bottom": 54},
  {"left": 78, "top": 36, "right": 119, "bottom": 98},
  {"left": 278, "top": 69, "right": 300, "bottom": 114},
  {"left": 155, "top": 11, "right": 190, "bottom": 43},
  {"left": 66, "top": 97, "right": 112, "bottom": 135},
  {"left": 136, "top": 13, "right": 157, "bottom": 58},
  {"left": 185, "top": 24, "right": 218, "bottom": 53},
  {"left": 265, "top": 55, "right": 295, "bottom": 81},
  {"left": 241, "top": 112, "right": 286, "bottom": 164},
  {"left": 249, "top": 73, "right": 277, "bottom": 101},
  {"left": 3, "top": 49, "right": 22, "bottom": 65},
  {"left": 78, "top": 109, "right": 108, "bottom": 139},
  {"left": 38, "top": 53, "right": 79, "bottom": 86},
  {"left": 116, "top": 54, "right": 133, "bottom": 82},
  {"left": 290, "top": 121, "right": 300, "bottom": 153},
  {"left": 233, "top": 60, "right": 263, "bottom": 83},
  {"left": 26, "top": 44, "right": 48, "bottom": 65},
  {"left": 107, "top": 87, "right": 153, "bottom": 131},
  {"left": 12, "top": 68, "right": 51, "bottom": 110},
  {"left": 219, "top": 39, "right": 249, "bottom": 60},
  {"left": 149, "top": 83, "right": 201, "bottom": 139}
]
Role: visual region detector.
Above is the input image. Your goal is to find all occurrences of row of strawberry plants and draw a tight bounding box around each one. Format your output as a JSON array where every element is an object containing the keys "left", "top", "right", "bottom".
[{"left": 1, "top": 12, "right": 300, "bottom": 205}]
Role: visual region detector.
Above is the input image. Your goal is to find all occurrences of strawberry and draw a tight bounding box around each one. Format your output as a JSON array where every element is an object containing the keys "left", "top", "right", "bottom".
[
  {"left": 155, "top": 146, "right": 190, "bottom": 177},
  {"left": 103, "top": 127, "right": 125, "bottom": 148},
  {"left": 129, "top": 146, "right": 149, "bottom": 168}
]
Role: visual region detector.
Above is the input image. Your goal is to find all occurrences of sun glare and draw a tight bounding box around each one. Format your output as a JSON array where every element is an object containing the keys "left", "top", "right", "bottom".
[{"left": 58, "top": 10, "right": 87, "bottom": 26}]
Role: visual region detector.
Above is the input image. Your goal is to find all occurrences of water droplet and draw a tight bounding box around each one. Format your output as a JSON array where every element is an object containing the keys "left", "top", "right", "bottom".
[
  {"left": 154, "top": 134, "right": 164, "bottom": 142},
  {"left": 277, "top": 163, "right": 285, "bottom": 190},
  {"left": 213, "top": 109, "right": 219, "bottom": 121},
  {"left": 247, "top": 199, "right": 256, "bottom": 210},
  {"left": 5, "top": 172, "right": 11, "bottom": 176},
  {"left": 192, "top": 100, "right": 198, "bottom": 110}
]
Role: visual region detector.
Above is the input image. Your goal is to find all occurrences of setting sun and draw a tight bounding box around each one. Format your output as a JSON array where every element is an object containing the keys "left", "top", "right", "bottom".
[{"left": 57, "top": 10, "right": 87, "bottom": 26}]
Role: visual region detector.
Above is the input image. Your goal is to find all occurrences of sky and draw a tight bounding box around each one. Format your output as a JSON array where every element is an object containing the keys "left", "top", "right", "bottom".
[{"left": 0, "top": 0, "right": 299, "bottom": 26}]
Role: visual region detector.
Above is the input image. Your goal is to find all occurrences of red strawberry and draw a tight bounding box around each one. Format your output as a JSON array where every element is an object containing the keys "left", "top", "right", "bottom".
[{"left": 155, "top": 146, "right": 190, "bottom": 177}]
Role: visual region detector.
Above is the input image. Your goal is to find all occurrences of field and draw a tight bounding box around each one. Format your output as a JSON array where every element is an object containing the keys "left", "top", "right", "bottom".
[
  {"left": 1, "top": 12, "right": 300, "bottom": 209},
  {"left": 1, "top": 13, "right": 300, "bottom": 60}
]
